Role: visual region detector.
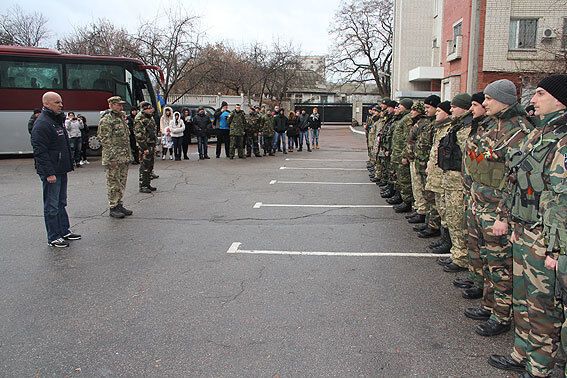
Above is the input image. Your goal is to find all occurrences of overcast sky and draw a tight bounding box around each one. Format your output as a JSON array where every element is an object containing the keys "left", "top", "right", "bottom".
[{"left": 2, "top": 0, "right": 340, "bottom": 55}]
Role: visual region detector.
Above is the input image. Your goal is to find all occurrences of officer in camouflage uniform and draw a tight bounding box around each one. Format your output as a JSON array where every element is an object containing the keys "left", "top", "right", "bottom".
[
  {"left": 380, "top": 101, "right": 401, "bottom": 200},
  {"left": 424, "top": 101, "right": 452, "bottom": 244},
  {"left": 366, "top": 105, "right": 378, "bottom": 168},
  {"left": 245, "top": 106, "right": 262, "bottom": 157},
  {"left": 134, "top": 101, "right": 158, "bottom": 194},
  {"left": 489, "top": 75, "right": 567, "bottom": 378},
  {"left": 402, "top": 101, "right": 426, "bottom": 217},
  {"left": 97, "top": 96, "right": 132, "bottom": 219},
  {"left": 462, "top": 86, "right": 533, "bottom": 338},
  {"left": 412, "top": 96, "right": 442, "bottom": 237},
  {"left": 228, "top": 104, "right": 246, "bottom": 159}
]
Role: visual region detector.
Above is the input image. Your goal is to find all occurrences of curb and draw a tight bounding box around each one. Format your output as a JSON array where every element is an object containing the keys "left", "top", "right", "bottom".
[{"left": 349, "top": 125, "right": 366, "bottom": 135}]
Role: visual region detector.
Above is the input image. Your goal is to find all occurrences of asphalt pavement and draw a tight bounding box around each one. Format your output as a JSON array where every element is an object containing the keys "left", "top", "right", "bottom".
[{"left": 1, "top": 126, "right": 516, "bottom": 376}]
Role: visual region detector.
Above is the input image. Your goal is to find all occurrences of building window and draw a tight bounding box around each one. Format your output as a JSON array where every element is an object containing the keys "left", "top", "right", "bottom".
[
  {"left": 509, "top": 19, "right": 538, "bottom": 50},
  {"left": 449, "top": 21, "right": 462, "bottom": 54}
]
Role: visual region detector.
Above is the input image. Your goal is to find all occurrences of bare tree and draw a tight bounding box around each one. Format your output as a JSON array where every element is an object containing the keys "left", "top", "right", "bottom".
[
  {"left": 327, "top": 0, "right": 393, "bottom": 97},
  {"left": 133, "top": 8, "right": 206, "bottom": 102},
  {"left": 59, "top": 19, "right": 139, "bottom": 57},
  {"left": 0, "top": 5, "right": 50, "bottom": 47}
]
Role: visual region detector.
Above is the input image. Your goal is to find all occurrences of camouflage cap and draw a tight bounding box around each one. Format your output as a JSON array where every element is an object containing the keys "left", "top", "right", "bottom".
[
  {"left": 108, "top": 96, "right": 126, "bottom": 104},
  {"left": 411, "top": 101, "right": 425, "bottom": 113}
]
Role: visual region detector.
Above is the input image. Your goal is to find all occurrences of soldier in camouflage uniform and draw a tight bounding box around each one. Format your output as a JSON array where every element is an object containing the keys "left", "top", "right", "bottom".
[
  {"left": 370, "top": 101, "right": 392, "bottom": 184},
  {"left": 260, "top": 108, "right": 275, "bottom": 156},
  {"left": 388, "top": 99, "right": 415, "bottom": 212},
  {"left": 245, "top": 106, "right": 262, "bottom": 157},
  {"left": 228, "top": 104, "right": 247, "bottom": 159},
  {"left": 411, "top": 95, "right": 441, "bottom": 235},
  {"left": 366, "top": 106, "right": 378, "bottom": 167},
  {"left": 380, "top": 101, "right": 401, "bottom": 200},
  {"left": 489, "top": 76, "right": 566, "bottom": 378},
  {"left": 433, "top": 94, "right": 472, "bottom": 272},
  {"left": 97, "top": 96, "right": 132, "bottom": 219},
  {"left": 462, "top": 87, "right": 533, "bottom": 338},
  {"left": 424, "top": 101, "right": 452, "bottom": 245},
  {"left": 134, "top": 101, "right": 158, "bottom": 194},
  {"left": 402, "top": 101, "right": 426, "bottom": 217}
]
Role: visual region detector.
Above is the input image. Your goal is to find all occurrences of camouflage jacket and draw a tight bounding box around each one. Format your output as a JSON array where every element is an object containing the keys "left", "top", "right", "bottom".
[
  {"left": 245, "top": 112, "right": 262, "bottom": 134},
  {"left": 437, "top": 112, "right": 473, "bottom": 191},
  {"left": 97, "top": 110, "right": 131, "bottom": 165},
  {"left": 228, "top": 110, "right": 246, "bottom": 136},
  {"left": 261, "top": 114, "right": 274, "bottom": 135},
  {"left": 506, "top": 109, "right": 565, "bottom": 225},
  {"left": 403, "top": 115, "right": 427, "bottom": 162},
  {"left": 134, "top": 112, "right": 158, "bottom": 151},
  {"left": 466, "top": 107, "right": 531, "bottom": 214},
  {"left": 381, "top": 113, "right": 402, "bottom": 156},
  {"left": 425, "top": 118, "right": 452, "bottom": 193},
  {"left": 390, "top": 111, "right": 412, "bottom": 166},
  {"left": 412, "top": 116, "right": 436, "bottom": 172}
]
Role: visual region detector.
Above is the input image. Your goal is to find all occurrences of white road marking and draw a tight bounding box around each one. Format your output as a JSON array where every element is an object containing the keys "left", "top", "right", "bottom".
[
  {"left": 285, "top": 158, "right": 366, "bottom": 162},
  {"left": 253, "top": 202, "right": 391, "bottom": 209},
  {"left": 226, "top": 242, "right": 450, "bottom": 258},
  {"left": 280, "top": 166, "right": 366, "bottom": 171},
  {"left": 270, "top": 180, "right": 374, "bottom": 185}
]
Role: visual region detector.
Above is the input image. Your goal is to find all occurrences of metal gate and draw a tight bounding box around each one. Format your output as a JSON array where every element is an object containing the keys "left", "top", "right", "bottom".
[{"left": 294, "top": 103, "right": 353, "bottom": 123}]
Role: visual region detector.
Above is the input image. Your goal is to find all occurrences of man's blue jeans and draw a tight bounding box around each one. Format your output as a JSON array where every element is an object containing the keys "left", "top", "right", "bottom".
[
  {"left": 197, "top": 135, "right": 208, "bottom": 157},
  {"left": 41, "top": 174, "right": 70, "bottom": 242},
  {"left": 272, "top": 132, "right": 286, "bottom": 152},
  {"left": 299, "top": 130, "right": 310, "bottom": 148}
]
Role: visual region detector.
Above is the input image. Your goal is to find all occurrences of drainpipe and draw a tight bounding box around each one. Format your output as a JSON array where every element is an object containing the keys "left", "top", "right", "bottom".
[{"left": 467, "top": 0, "right": 481, "bottom": 93}]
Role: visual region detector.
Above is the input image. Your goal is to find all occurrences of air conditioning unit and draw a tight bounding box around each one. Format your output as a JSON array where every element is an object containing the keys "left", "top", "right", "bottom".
[{"left": 542, "top": 28, "right": 557, "bottom": 39}]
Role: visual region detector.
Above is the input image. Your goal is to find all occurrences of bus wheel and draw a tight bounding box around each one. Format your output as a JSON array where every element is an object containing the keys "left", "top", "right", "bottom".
[{"left": 88, "top": 136, "right": 101, "bottom": 151}]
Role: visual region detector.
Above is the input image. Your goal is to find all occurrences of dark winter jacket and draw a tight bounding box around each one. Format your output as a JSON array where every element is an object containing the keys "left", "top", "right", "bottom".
[
  {"left": 192, "top": 112, "right": 212, "bottom": 137},
  {"left": 27, "top": 114, "right": 37, "bottom": 134},
  {"left": 298, "top": 113, "right": 310, "bottom": 131},
  {"left": 273, "top": 113, "right": 288, "bottom": 133},
  {"left": 287, "top": 116, "right": 299, "bottom": 137},
  {"left": 31, "top": 108, "right": 74, "bottom": 176},
  {"left": 307, "top": 113, "right": 321, "bottom": 129}
]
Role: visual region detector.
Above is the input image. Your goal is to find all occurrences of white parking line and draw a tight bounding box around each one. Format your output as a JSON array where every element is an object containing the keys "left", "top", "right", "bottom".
[
  {"left": 253, "top": 202, "right": 391, "bottom": 209},
  {"left": 285, "top": 158, "right": 367, "bottom": 162},
  {"left": 227, "top": 242, "right": 450, "bottom": 258},
  {"left": 269, "top": 180, "right": 374, "bottom": 185},
  {"left": 280, "top": 167, "right": 366, "bottom": 171}
]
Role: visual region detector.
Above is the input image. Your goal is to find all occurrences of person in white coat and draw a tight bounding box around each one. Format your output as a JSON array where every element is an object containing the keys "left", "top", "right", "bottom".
[{"left": 171, "top": 111, "right": 185, "bottom": 161}]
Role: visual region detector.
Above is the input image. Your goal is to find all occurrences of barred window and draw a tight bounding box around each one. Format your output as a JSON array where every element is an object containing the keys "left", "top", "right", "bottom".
[{"left": 509, "top": 19, "right": 538, "bottom": 50}]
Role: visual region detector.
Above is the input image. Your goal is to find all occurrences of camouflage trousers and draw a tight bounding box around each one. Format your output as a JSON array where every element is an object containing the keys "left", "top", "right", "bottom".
[
  {"left": 410, "top": 162, "right": 426, "bottom": 214},
  {"left": 368, "top": 127, "right": 377, "bottom": 161},
  {"left": 510, "top": 223, "right": 562, "bottom": 377},
  {"left": 377, "top": 156, "right": 391, "bottom": 182},
  {"left": 556, "top": 255, "right": 567, "bottom": 377},
  {"left": 470, "top": 206, "right": 512, "bottom": 324},
  {"left": 230, "top": 135, "right": 245, "bottom": 158},
  {"left": 245, "top": 133, "right": 260, "bottom": 156},
  {"left": 417, "top": 163, "right": 440, "bottom": 230},
  {"left": 139, "top": 146, "right": 155, "bottom": 188},
  {"left": 105, "top": 162, "right": 129, "bottom": 208},
  {"left": 434, "top": 192, "right": 447, "bottom": 230},
  {"left": 437, "top": 189, "right": 467, "bottom": 267},
  {"left": 395, "top": 161, "right": 413, "bottom": 204}
]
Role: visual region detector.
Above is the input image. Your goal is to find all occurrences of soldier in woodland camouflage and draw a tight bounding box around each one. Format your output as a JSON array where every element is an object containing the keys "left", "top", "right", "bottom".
[
  {"left": 245, "top": 106, "right": 262, "bottom": 157},
  {"left": 488, "top": 76, "right": 566, "bottom": 378},
  {"left": 134, "top": 101, "right": 158, "bottom": 194},
  {"left": 379, "top": 101, "right": 401, "bottom": 200},
  {"left": 97, "top": 96, "right": 132, "bottom": 219},
  {"left": 228, "top": 104, "right": 247, "bottom": 159}
]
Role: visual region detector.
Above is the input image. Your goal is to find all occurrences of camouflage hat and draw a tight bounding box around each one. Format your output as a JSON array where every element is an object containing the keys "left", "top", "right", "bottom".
[
  {"left": 140, "top": 101, "right": 152, "bottom": 109},
  {"left": 107, "top": 96, "right": 126, "bottom": 104},
  {"left": 411, "top": 101, "right": 425, "bottom": 113}
]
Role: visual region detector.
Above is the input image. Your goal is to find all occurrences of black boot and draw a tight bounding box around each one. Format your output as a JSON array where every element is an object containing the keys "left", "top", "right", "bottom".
[
  {"left": 487, "top": 355, "right": 526, "bottom": 373},
  {"left": 464, "top": 306, "right": 491, "bottom": 320},
  {"left": 413, "top": 223, "right": 428, "bottom": 232},
  {"left": 393, "top": 202, "right": 412, "bottom": 213},
  {"left": 475, "top": 319, "right": 510, "bottom": 337},
  {"left": 386, "top": 193, "right": 402, "bottom": 205},
  {"left": 405, "top": 211, "right": 417, "bottom": 219},
  {"left": 116, "top": 203, "right": 133, "bottom": 216},
  {"left": 431, "top": 228, "right": 452, "bottom": 252},
  {"left": 408, "top": 213, "right": 426, "bottom": 224},
  {"left": 417, "top": 227, "right": 441, "bottom": 238},
  {"left": 109, "top": 206, "right": 125, "bottom": 218}
]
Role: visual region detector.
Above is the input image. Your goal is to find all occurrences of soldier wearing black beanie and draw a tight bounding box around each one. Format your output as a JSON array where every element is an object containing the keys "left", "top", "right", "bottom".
[
  {"left": 424, "top": 95, "right": 441, "bottom": 108},
  {"left": 537, "top": 74, "right": 567, "bottom": 107}
]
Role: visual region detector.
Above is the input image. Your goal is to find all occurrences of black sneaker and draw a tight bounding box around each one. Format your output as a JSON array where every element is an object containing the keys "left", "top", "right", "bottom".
[
  {"left": 48, "top": 238, "right": 69, "bottom": 248},
  {"left": 117, "top": 204, "right": 133, "bottom": 216},
  {"left": 63, "top": 233, "right": 82, "bottom": 240}
]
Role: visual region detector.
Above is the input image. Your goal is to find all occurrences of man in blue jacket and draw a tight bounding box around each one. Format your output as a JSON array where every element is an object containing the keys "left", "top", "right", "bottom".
[{"left": 31, "top": 92, "right": 81, "bottom": 248}]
